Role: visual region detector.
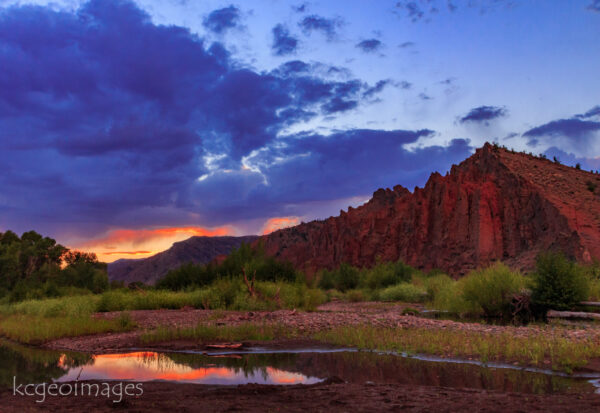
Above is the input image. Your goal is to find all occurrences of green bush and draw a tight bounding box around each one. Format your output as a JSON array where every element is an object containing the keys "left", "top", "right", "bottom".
[
  {"left": 459, "top": 263, "right": 525, "bottom": 318},
  {"left": 362, "top": 260, "right": 413, "bottom": 289},
  {"left": 155, "top": 243, "right": 299, "bottom": 291},
  {"left": 379, "top": 283, "right": 426, "bottom": 302},
  {"left": 531, "top": 253, "right": 589, "bottom": 311},
  {"left": 422, "top": 274, "right": 454, "bottom": 302},
  {"left": 316, "top": 263, "right": 359, "bottom": 292}
]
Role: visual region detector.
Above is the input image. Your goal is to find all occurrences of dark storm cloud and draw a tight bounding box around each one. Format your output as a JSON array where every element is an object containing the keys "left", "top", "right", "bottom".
[
  {"left": 271, "top": 24, "right": 298, "bottom": 56},
  {"left": 459, "top": 106, "right": 507, "bottom": 124},
  {"left": 202, "top": 5, "right": 241, "bottom": 34},
  {"left": 356, "top": 39, "right": 382, "bottom": 53},
  {"left": 299, "top": 14, "right": 341, "bottom": 40},
  {"left": 192, "top": 133, "right": 473, "bottom": 222},
  {"left": 2, "top": 0, "right": 452, "bottom": 238}
]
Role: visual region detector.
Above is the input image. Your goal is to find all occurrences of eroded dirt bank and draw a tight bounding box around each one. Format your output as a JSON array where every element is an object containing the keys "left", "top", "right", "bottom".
[{"left": 2, "top": 380, "right": 600, "bottom": 413}]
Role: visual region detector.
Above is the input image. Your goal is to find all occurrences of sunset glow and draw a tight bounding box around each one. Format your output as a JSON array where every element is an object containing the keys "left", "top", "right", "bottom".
[
  {"left": 261, "top": 217, "right": 301, "bottom": 235},
  {"left": 74, "top": 226, "right": 234, "bottom": 262}
]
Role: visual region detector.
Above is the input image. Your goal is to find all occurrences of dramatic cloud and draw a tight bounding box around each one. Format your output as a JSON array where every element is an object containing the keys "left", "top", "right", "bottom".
[
  {"left": 459, "top": 106, "right": 507, "bottom": 124},
  {"left": 271, "top": 24, "right": 298, "bottom": 56},
  {"left": 299, "top": 15, "right": 340, "bottom": 40},
  {"left": 190, "top": 131, "right": 472, "bottom": 223},
  {"left": 1, "top": 0, "right": 465, "bottom": 243},
  {"left": 203, "top": 5, "right": 241, "bottom": 34},
  {"left": 356, "top": 39, "right": 382, "bottom": 53}
]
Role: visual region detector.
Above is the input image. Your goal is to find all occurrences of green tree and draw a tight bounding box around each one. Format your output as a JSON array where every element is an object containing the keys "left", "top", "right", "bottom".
[{"left": 531, "top": 253, "right": 589, "bottom": 311}]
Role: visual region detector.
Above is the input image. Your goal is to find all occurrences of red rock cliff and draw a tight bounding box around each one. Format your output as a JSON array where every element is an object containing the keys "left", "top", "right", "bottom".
[{"left": 258, "top": 143, "right": 600, "bottom": 276}]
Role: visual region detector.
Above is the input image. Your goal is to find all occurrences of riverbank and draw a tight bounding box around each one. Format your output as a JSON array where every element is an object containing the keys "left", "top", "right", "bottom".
[{"left": 34, "top": 302, "right": 600, "bottom": 374}]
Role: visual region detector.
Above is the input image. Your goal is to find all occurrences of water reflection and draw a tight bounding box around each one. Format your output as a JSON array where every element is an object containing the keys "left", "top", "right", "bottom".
[
  {"left": 0, "top": 340, "right": 597, "bottom": 394},
  {"left": 56, "top": 352, "right": 320, "bottom": 385}
]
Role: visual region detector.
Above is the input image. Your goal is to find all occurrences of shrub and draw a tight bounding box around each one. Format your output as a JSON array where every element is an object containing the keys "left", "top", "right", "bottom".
[
  {"left": 362, "top": 260, "right": 413, "bottom": 289},
  {"left": 422, "top": 274, "right": 454, "bottom": 302},
  {"left": 531, "top": 253, "right": 589, "bottom": 311},
  {"left": 379, "top": 283, "right": 426, "bottom": 302},
  {"left": 316, "top": 263, "right": 359, "bottom": 292},
  {"left": 459, "top": 263, "right": 525, "bottom": 318},
  {"left": 587, "top": 180, "right": 597, "bottom": 193}
]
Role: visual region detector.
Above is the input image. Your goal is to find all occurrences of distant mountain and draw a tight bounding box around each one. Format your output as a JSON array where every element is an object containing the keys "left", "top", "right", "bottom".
[
  {"left": 259, "top": 143, "right": 600, "bottom": 276},
  {"left": 107, "top": 235, "right": 258, "bottom": 285}
]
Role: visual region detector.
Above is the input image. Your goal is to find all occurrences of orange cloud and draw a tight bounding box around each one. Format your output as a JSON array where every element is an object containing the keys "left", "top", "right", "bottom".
[
  {"left": 261, "top": 216, "right": 300, "bottom": 235},
  {"left": 73, "top": 225, "right": 235, "bottom": 263}
]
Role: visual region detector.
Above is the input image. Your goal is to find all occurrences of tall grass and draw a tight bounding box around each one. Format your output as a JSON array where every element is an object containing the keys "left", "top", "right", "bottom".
[
  {"left": 0, "top": 280, "right": 327, "bottom": 318},
  {"left": 139, "top": 323, "right": 294, "bottom": 344},
  {"left": 0, "top": 313, "right": 135, "bottom": 345},
  {"left": 314, "top": 326, "right": 600, "bottom": 373}
]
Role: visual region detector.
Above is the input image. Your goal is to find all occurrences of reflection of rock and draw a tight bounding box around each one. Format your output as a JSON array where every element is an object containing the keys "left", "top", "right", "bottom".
[
  {"left": 0, "top": 340, "right": 93, "bottom": 386},
  {"left": 259, "top": 144, "right": 600, "bottom": 276}
]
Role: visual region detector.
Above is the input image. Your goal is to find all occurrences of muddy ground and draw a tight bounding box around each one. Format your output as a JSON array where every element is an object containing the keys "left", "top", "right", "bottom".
[{"left": 3, "top": 380, "right": 600, "bottom": 413}]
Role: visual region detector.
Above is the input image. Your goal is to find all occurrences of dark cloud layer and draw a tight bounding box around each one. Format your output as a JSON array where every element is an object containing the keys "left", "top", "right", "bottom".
[
  {"left": 272, "top": 24, "right": 298, "bottom": 56},
  {"left": 523, "top": 118, "right": 600, "bottom": 143},
  {"left": 0, "top": 0, "right": 472, "bottom": 239},
  {"left": 203, "top": 5, "right": 241, "bottom": 34},
  {"left": 459, "top": 106, "right": 507, "bottom": 124},
  {"left": 356, "top": 39, "right": 382, "bottom": 53}
]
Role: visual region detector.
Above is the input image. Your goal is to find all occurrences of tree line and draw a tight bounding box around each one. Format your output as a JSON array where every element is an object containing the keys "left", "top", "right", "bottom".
[{"left": 0, "top": 230, "right": 108, "bottom": 302}]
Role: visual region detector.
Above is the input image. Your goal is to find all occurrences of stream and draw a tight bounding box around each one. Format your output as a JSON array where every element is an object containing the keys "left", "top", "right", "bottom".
[{"left": 2, "top": 340, "right": 599, "bottom": 394}]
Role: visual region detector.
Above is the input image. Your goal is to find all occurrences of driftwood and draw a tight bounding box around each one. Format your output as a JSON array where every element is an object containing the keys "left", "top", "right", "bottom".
[
  {"left": 547, "top": 310, "right": 600, "bottom": 320},
  {"left": 242, "top": 268, "right": 258, "bottom": 297},
  {"left": 242, "top": 267, "right": 281, "bottom": 305},
  {"left": 580, "top": 301, "right": 600, "bottom": 307}
]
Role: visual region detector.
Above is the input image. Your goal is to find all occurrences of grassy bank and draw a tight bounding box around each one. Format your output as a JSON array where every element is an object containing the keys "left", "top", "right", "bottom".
[
  {"left": 136, "top": 321, "right": 600, "bottom": 373},
  {"left": 314, "top": 326, "right": 600, "bottom": 373},
  {"left": 0, "top": 313, "right": 135, "bottom": 345},
  {"left": 139, "top": 323, "right": 294, "bottom": 344},
  {"left": 0, "top": 280, "right": 326, "bottom": 318}
]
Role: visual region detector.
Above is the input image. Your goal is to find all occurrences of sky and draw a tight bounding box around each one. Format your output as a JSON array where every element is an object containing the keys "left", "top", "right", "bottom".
[{"left": 0, "top": 0, "right": 599, "bottom": 262}]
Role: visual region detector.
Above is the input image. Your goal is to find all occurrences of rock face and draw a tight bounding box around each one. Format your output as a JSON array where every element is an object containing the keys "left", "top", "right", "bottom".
[
  {"left": 108, "top": 235, "right": 258, "bottom": 285},
  {"left": 259, "top": 144, "right": 600, "bottom": 276}
]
